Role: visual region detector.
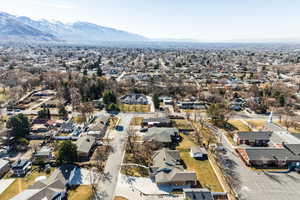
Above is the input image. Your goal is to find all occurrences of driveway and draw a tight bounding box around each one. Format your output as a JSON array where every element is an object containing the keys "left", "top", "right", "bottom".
[{"left": 115, "top": 174, "right": 184, "bottom": 200}]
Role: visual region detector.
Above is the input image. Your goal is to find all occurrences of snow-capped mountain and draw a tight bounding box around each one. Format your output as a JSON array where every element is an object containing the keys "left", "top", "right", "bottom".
[
  {"left": 0, "top": 11, "right": 147, "bottom": 43},
  {"left": 0, "top": 12, "right": 58, "bottom": 41}
]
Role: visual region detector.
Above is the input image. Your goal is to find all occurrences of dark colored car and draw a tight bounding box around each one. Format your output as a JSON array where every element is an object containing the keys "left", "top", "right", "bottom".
[{"left": 116, "top": 125, "right": 124, "bottom": 131}]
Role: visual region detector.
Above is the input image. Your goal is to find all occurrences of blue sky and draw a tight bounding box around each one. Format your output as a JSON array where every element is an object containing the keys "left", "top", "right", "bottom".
[{"left": 2, "top": 0, "right": 300, "bottom": 41}]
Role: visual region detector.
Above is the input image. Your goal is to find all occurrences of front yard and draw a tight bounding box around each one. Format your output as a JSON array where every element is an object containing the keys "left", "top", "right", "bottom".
[
  {"left": 245, "top": 119, "right": 266, "bottom": 130},
  {"left": 121, "top": 151, "right": 149, "bottom": 177},
  {"left": 228, "top": 119, "right": 252, "bottom": 132},
  {"left": 130, "top": 117, "right": 143, "bottom": 126},
  {"left": 119, "top": 104, "right": 150, "bottom": 112},
  {"left": 0, "top": 168, "right": 53, "bottom": 200},
  {"left": 68, "top": 185, "right": 93, "bottom": 200}
]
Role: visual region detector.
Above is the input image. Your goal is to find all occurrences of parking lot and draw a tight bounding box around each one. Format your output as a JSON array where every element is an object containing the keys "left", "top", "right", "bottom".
[{"left": 225, "top": 145, "right": 300, "bottom": 200}]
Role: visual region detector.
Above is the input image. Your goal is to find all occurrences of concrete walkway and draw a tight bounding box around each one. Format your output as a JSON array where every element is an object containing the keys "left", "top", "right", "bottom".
[{"left": 0, "top": 179, "right": 15, "bottom": 195}]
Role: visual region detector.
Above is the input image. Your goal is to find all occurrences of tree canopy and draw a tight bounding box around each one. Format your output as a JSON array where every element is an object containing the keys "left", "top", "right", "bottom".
[
  {"left": 103, "top": 90, "right": 117, "bottom": 105},
  {"left": 6, "top": 113, "right": 30, "bottom": 137},
  {"left": 57, "top": 141, "right": 77, "bottom": 164}
]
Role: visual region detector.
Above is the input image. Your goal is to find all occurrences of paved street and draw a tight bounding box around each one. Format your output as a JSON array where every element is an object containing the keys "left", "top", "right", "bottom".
[
  {"left": 97, "top": 112, "right": 166, "bottom": 200},
  {"left": 97, "top": 113, "right": 132, "bottom": 200}
]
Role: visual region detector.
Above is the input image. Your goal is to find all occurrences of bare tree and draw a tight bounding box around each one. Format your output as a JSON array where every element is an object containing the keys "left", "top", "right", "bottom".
[{"left": 126, "top": 126, "right": 137, "bottom": 153}]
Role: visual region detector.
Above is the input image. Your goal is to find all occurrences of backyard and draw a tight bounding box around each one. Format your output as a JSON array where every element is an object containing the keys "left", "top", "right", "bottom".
[
  {"left": 176, "top": 133, "right": 223, "bottom": 192},
  {"left": 171, "top": 119, "right": 193, "bottom": 130}
]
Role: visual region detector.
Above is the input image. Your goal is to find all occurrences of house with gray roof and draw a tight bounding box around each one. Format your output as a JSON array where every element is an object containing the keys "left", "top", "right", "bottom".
[
  {"left": 0, "top": 158, "right": 10, "bottom": 177},
  {"left": 183, "top": 188, "right": 228, "bottom": 200},
  {"left": 88, "top": 114, "right": 109, "bottom": 138},
  {"left": 142, "top": 117, "right": 171, "bottom": 127},
  {"left": 34, "top": 146, "right": 53, "bottom": 163},
  {"left": 144, "top": 127, "right": 180, "bottom": 148},
  {"left": 150, "top": 148, "right": 197, "bottom": 186},
  {"left": 11, "top": 159, "right": 31, "bottom": 176},
  {"left": 190, "top": 146, "right": 208, "bottom": 160},
  {"left": 234, "top": 131, "right": 272, "bottom": 146},
  {"left": 9, "top": 164, "right": 80, "bottom": 200},
  {"left": 240, "top": 143, "right": 300, "bottom": 168},
  {"left": 120, "top": 93, "right": 148, "bottom": 105},
  {"left": 76, "top": 135, "right": 96, "bottom": 161}
]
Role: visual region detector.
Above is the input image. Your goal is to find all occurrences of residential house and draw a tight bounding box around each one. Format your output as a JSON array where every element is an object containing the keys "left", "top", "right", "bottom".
[
  {"left": 41, "top": 99, "right": 61, "bottom": 108},
  {"left": 88, "top": 115, "right": 109, "bottom": 138},
  {"left": 183, "top": 188, "right": 228, "bottom": 200},
  {"left": 0, "top": 159, "right": 10, "bottom": 177},
  {"left": 142, "top": 117, "right": 172, "bottom": 127},
  {"left": 159, "top": 96, "right": 173, "bottom": 105},
  {"left": 238, "top": 143, "right": 300, "bottom": 168},
  {"left": 149, "top": 148, "right": 197, "bottom": 186},
  {"left": 11, "top": 159, "right": 31, "bottom": 176},
  {"left": 120, "top": 94, "right": 148, "bottom": 105},
  {"left": 234, "top": 131, "right": 272, "bottom": 146},
  {"left": 143, "top": 127, "right": 180, "bottom": 149},
  {"left": 76, "top": 135, "right": 96, "bottom": 161},
  {"left": 60, "top": 121, "right": 75, "bottom": 133},
  {"left": 190, "top": 146, "right": 208, "bottom": 160},
  {"left": 178, "top": 101, "right": 206, "bottom": 110},
  {"left": 34, "top": 146, "right": 53, "bottom": 163},
  {"left": 31, "top": 124, "right": 49, "bottom": 133},
  {"left": 9, "top": 165, "right": 81, "bottom": 200}
]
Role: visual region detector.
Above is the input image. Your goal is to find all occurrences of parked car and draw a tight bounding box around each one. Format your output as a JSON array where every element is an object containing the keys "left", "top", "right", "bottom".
[
  {"left": 116, "top": 125, "right": 124, "bottom": 131},
  {"left": 140, "top": 128, "right": 148, "bottom": 132}
]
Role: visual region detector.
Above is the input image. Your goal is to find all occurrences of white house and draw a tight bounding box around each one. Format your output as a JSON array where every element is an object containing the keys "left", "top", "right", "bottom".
[{"left": 190, "top": 146, "right": 208, "bottom": 160}]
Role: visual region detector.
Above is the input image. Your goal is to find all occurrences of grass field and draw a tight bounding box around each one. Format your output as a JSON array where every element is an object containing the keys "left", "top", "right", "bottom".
[
  {"left": 245, "top": 119, "right": 266, "bottom": 130},
  {"left": 176, "top": 133, "right": 223, "bottom": 192},
  {"left": 176, "top": 133, "right": 197, "bottom": 151},
  {"left": 119, "top": 104, "right": 150, "bottom": 112},
  {"left": 114, "top": 197, "right": 128, "bottom": 200},
  {"left": 180, "top": 109, "right": 206, "bottom": 114},
  {"left": 228, "top": 119, "right": 252, "bottom": 132},
  {"left": 0, "top": 168, "right": 53, "bottom": 200},
  {"left": 275, "top": 121, "right": 300, "bottom": 133},
  {"left": 130, "top": 117, "right": 143, "bottom": 126},
  {"left": 180, "top": 152, "right": 223, "bottom": 192},
  {"left": 109, "top": 117, "right": 119, "bottom": 129},
  {"left": 172, "top": 119, "right": 193, "bottom": 130},
  {"left": 68, "top": 185, "right": 93, "bottom": 200}
]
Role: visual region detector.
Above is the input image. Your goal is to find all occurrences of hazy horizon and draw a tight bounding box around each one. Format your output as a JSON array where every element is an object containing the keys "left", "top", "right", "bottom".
[{"left": 1, "top": 0, "right": 300, "bottom": 42}]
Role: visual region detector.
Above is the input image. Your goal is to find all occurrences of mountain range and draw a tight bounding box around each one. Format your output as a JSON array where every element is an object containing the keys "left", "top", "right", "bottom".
[{"left": 0, "top": 11, "right": 147, "bottom": 43}]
